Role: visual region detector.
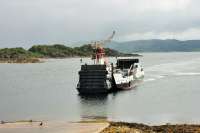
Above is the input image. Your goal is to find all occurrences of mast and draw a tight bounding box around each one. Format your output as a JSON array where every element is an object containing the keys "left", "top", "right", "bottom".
[{"left": 91, "top": 31, "right": 116, "bottom": 65}]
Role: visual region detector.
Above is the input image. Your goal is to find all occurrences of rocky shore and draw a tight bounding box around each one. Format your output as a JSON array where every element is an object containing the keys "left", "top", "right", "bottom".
[{"left": 101, "top": 122, "right": 200, "bottom": 133}]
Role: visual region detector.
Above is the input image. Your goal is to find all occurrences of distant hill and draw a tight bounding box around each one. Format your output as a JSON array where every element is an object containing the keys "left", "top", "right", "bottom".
[{"left": 106, "top": 39, "right": 200, "bottom": 53}]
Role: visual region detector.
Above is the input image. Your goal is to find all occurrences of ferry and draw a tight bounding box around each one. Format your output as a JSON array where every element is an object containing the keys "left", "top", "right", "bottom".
[
  {"left": 113, "top": 57, "right": 144, "bottom": 90},
  {"left": 76, "top": 32, "right": 144, "bottom": 94}
]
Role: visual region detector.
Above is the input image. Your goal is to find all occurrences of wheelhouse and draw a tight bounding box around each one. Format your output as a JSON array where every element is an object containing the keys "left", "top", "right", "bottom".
[{"left": 116, "top": 57, "right": 139, "bottom": 69}]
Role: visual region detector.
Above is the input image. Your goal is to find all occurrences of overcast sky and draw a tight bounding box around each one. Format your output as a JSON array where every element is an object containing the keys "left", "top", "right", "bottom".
[{"left": 0, "top": 0, "right": 200, "bottom": 48}]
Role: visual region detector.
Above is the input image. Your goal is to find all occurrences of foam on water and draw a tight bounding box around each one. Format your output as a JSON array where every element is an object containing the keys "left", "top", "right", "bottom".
[
  {"left": 144, "top": 57, "right": 200, "bottom": 83},
  {"left": 174, "top": 72, "right": 200, "bottom": 76},
  {"left": 144, "top": 78, "right": 156, "bottom": 82}
]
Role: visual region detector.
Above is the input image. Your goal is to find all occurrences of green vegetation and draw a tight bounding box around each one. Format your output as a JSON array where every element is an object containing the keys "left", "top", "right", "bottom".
[
  {"left": 29, "top": 44, "right": 75, "bottom": 58},
  {"left": 28, "top": 44, "right": 125, "bottom": 58},
  {"left": 0, "top": 47, "right": 40, "bottom": 63},
  {"left": 0, "top": 44, "right": 133, "bottom": 63}
]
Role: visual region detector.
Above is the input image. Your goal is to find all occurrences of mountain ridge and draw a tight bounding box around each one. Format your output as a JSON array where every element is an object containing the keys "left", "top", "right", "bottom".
[{"left": 106, "top": 39, "right": 200, "bottom": 53}]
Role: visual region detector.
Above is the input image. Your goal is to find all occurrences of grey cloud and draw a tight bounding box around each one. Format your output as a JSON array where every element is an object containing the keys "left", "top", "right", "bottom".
[{"left": 0, "top": 0, "right": 200, "bottom": 48}]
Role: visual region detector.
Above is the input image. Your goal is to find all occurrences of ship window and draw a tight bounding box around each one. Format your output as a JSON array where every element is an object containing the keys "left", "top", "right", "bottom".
[{"left": 117, "top": 59, "right": 139, "bottom": 69}]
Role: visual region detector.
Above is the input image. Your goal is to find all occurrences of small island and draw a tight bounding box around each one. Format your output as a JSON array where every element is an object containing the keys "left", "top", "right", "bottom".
[
  {"left": 0, "top": 47, "right": 40, "bottom": 63},
  {"left": 0, "top": 44, "right": 140, "bottom": 63}
]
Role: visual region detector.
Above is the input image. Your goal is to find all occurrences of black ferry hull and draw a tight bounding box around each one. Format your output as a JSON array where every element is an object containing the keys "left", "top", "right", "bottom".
[{"left": 77, "top": 64, "right": 112, "bottom": 94}]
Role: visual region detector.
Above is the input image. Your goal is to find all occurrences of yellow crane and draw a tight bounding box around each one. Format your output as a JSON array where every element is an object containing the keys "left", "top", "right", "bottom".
[
  {"left": 91, "top": 31, "right": 116, "bottom": 49},
  {"left": 90, "top": 31, "right": 116, "bottom": 64}
]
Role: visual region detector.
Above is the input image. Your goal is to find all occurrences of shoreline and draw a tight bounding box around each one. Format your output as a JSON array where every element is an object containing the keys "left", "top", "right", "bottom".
[
  {"left": 0, "top": 120, "right": 109, "bottom": 133},
  {"left": 0, "top": 54, "right": 142, "bottom": 64},
  {"left": 1, "top": 120, "right": 200, "bottom": 133},
  {"left": 0, "top": 58, "right": 42, "bottom": 63},
  {"left": 101, "top": 122, "right": 200, "bottom": 133}
]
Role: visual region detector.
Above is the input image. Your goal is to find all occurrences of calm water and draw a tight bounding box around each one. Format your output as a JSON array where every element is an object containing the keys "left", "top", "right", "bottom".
[{"left": 0, "top": 52, "right": 200, "bottom": 124}]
